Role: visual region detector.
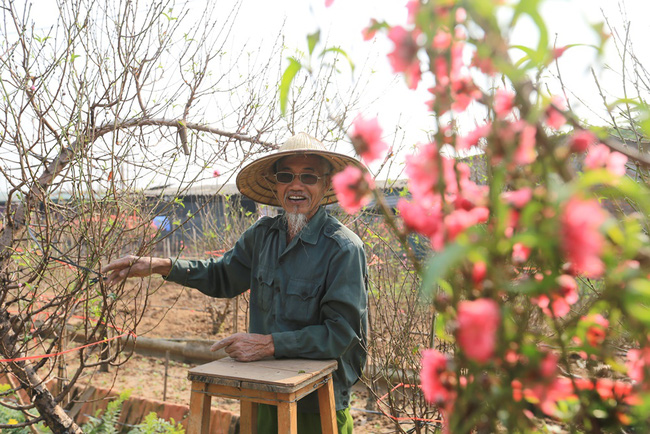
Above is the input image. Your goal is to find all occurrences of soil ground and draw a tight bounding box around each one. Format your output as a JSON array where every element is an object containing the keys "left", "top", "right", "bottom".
[{"left": 82, "top": 278, "right": 399, "bottom": 433}]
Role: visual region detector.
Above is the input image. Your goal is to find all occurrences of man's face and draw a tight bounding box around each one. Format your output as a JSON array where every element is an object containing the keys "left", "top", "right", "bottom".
[{"left": 275, "top": 154, "right": 329, "bottom": 220}]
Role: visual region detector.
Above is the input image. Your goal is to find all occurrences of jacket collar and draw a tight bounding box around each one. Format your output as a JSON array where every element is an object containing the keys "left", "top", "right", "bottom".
[{"left": 271, "top": 207, "right": 327, "bottom": 245}]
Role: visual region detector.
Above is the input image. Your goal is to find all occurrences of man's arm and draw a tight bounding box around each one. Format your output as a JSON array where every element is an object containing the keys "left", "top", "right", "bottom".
[{"left": 103, "top": 255, "right": 172, "bottom": 285}]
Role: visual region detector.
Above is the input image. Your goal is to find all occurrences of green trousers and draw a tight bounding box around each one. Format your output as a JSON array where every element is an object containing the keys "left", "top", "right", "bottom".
[{"left": 256, "top": 403, "right": 353, "bottom": 434}]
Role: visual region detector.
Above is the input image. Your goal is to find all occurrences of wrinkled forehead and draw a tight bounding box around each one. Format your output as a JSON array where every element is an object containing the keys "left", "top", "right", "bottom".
[{"left": 274, "top": 154, "right": 331, "bottom": 174}]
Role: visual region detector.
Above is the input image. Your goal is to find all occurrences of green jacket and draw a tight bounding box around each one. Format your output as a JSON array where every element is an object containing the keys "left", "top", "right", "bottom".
[{"left": 165, "top": 207, "right": 368, "bottom": 412}]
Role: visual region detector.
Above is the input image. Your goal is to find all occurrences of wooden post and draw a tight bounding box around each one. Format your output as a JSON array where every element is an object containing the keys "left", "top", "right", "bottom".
[
  {"left": 240, "top": 400, "right": 257, "bottom": 434},
  {"left": 188, "top": 382, "right": 212, "bottom": 434},
  {"left": 318, "top": 376, "right": 336, "bottom": 434},
  {"left": 277, "top": 401, "right": 298, "bottom": 434},
  {"left": 163, "top": 350, "right": 170, "bottom": 401}
]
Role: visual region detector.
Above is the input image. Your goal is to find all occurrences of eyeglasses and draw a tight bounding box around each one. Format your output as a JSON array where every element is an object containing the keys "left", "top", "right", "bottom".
[{"left": 274, "top": 172, "right": 323, "bottom": 185}]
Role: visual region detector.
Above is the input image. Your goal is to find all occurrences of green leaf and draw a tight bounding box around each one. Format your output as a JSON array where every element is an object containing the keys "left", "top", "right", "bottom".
[
  {"left": 279, "top": 57, "right": 302, "bottom": 116},
  {"left": 307, "top": 30, "right": 320, "bottom": 56},
  {"left": 420, "top": 242, "right": 469, "bottom": 298},
  {"left": 606, "top": 97, "right": 641, "bottom": 112},
  {"left": 510, "top": 45, "right": 537, "bottom": 69},
  {"left": 510, "top": 0, "right": 549, "bottom": 68},
  {"left": 640, "top": 110, "right": 650, "bottom": 138},
  {"left": 319, "top": 47, "right": 355, "bottom": 74},
  {"left": 625, "top": 279, "right": 650, "bottom": 326}
]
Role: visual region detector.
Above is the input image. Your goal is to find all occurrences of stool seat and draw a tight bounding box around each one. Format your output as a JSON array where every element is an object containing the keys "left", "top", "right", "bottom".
[{"left": 187, "top": 357, "right": 338, "bottom": 434}]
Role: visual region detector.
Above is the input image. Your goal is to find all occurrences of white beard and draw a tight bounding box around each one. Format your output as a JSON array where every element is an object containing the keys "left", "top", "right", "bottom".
[{"left": 285, "top": 212, "right": 308, "bottom": 240}]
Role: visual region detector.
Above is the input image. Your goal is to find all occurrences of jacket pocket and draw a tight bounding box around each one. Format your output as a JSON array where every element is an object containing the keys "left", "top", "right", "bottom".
[
  {"left": 252, "top": 268, "right": 274, "bottom": 312},
  {"left": 282, "top": 277, "right": 321, "bottom": 325}
]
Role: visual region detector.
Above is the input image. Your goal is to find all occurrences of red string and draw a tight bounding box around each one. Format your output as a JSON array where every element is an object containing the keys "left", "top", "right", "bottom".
[
  {"left": 375, "top": 383, "right": 444, "bottom": 424},
  {"left": 0, "top": 330, "right": 136, "bottom": 363},
  {"left": 3, "top": 306, "right": 136, "bottom": 363}
]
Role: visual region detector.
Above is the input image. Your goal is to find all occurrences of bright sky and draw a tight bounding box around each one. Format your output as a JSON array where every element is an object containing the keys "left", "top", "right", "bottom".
[
  {"left": 5, "top": 0, "right": 650, "bottom": 193},
  {"left": 224, "top": 0, "right": 650, "bottom": 177}
]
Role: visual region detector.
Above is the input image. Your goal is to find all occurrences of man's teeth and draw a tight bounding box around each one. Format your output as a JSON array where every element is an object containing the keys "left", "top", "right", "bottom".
[{"left": 289, "top": 196, "right": 305, "bottom": 200}]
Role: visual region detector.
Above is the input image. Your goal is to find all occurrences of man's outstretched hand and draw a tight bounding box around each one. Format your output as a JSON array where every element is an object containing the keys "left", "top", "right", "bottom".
[
  {"left": 102, "top": 255, "right": 172, "bottom": 286},
  {"left": 211, "top": 333, "right": 275, "bottom": 362}
]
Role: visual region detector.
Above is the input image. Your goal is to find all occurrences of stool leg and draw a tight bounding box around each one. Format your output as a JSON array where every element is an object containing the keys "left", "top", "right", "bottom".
[
  {"left": 277, "top": 401, "right": 298, "bottom": 434},
  {"left": 317, "top": 375, "right": 337, "bottom": 434},
  {"left": 188, "top": 382, "right": 212, "bottom": 434},
  {"left": 240, "top": 400, "right": 258, "bottom": 434}
]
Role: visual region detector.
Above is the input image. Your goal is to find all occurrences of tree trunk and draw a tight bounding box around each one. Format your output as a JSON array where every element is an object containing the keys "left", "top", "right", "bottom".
[{"left": 0, "top": 310, "right": 83, "bottom": 433}]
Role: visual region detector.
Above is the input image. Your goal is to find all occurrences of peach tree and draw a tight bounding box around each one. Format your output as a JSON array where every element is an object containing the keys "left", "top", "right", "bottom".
[{"left": 283, "top": 0, "right": 650, "bottom": 431}]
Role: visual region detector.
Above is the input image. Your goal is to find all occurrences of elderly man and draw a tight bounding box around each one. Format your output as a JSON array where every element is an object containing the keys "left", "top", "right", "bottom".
[{"left": 103, "top": 133, "right": 368, "bottom": 433}]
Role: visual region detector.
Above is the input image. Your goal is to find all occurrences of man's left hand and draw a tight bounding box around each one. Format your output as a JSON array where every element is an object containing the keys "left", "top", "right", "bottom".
[{"left": 210, "top": 333, "right": 275, "bottom": 362}]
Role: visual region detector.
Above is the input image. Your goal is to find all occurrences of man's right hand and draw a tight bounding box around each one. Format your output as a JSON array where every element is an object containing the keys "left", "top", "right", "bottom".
[{"left": 102, "top": 255, "right": 172, "bottom": 286}]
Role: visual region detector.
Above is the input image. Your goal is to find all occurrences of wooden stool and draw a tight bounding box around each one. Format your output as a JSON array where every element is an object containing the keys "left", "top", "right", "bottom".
[{"left": 187, "top": 357, "right": 338, "bottom": 434}]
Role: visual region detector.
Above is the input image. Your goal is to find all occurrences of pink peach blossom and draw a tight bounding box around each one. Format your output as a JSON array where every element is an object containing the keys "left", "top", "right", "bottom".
[
  {"left": 561, "top": 197, "right": 607, "bottom": 278},
  {"left": 455, "top": 7, "right": 467, "bottom": 23},
  {"left": 594, "top": 379, "right": 638, "bottom": 404},
  {"left": 398, "top": 198, "right": 445, "bottom": 251},
  {"left": 450, "top": 76, "right": 482, "bottom": 113},
  {"left": 501, "top": 187, "right": 532, "bottom": 209},
  {"left": 406, "top": 0, "right": 419, "bottom": 24},
  {"left": 540, "top": 352, "right": 560, "bottom": 377},
  {"left": 434, "top": 56, "right": 450, "bottom": 87},
  {"left": 454, "top": 164, "right": 489, "bottom": 210},
  {"left": 450, "top": 41, "right": 464, "bottom": 81},
  {"left": 494, "top": 89, "right": 515, "bottom": 118},
  {"left": 472, "top": 261, "right": 487, "bottom": 286},
  {"left": 514, "top": 122, "right": 537, "bottom": 165},
  {"left": 626, "top": 347, "right": 650, "bottom": 383},
  {"left": 582, "top": 314, "right": 609, "bottom": 347},
  {"left": 432, "top": 30, "right": 452, "bottom": 50},
  {"left": 420, "top": 349, "right": 455, "bottom": 406},
  {"left": 387, "top": 26, "right": 421, "bottom": 89},
  {"left": 457, "top": 123, "right": 491, "bottom": 151},
  {"left": 584, "top": 143, "right": 609, "bottom": 168},
  {"left": 584, "top": 144, "right": 628, "bottom": 176},
  {"left": 332, "top": 166, "right": 374, "bottom": 214},
  {"left": 457, "top": 298, "right": 500, "bottom": 363},
  {"left": 349, "top": 115, "right": 388, "bottom": 164},
  {"left": 212, "top": 169, "right": 221, "bottom": 178},
  {"left": 325, "top": 0, "right": 334, "bottom": 7},
  {"left": 545, "top": 96, "right": 567, "bottom": 130},
  {"left": 471, "top": 52, "right": 497, "bottom": 75},
  {"left": 405, "top": 142, "right": 454, "bottom": 206},
  {"left": 552, "top": 46, "right": 568, "bottom": 59},
  {"left": 569, "top": 130, "right": 597, "bottom": 153},
  {"left": 444, "top": 207, "right": 489, "bottom": 241},
  {"left": 607, "top": 151, "right": 628, "bottom": 176},
  {"left": 362, "top": 19, "right": 379, "bottom": 41},
  {"left": 535, "top": 275, "right": 579, "bottom": 317},
  {"left": 512, "top": 242, "right": 531, "bottom": 264}
]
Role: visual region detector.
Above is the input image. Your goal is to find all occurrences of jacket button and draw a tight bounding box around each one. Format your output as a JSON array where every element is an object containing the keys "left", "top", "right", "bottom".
[{"left": 342, "top": 390, "right": 348, "bottom": 396}]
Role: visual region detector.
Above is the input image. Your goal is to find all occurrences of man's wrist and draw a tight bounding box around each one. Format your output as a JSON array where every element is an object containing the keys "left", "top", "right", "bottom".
[
  {"left": 265, "top": 334, "right": 275, "bottom": 358},
  {"left": 153, "top": 258, "right": 173, "bottom": 276}
]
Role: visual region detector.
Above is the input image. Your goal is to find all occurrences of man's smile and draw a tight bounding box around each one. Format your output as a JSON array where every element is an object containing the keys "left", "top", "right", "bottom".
[{"left": 285, "top": 192, "right": 311, "bottom": 205}]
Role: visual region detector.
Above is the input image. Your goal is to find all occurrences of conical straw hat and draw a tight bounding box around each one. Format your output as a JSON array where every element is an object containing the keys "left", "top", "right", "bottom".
[{"left": 236, "top": 132, "right": 364, "bottom": 207}]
